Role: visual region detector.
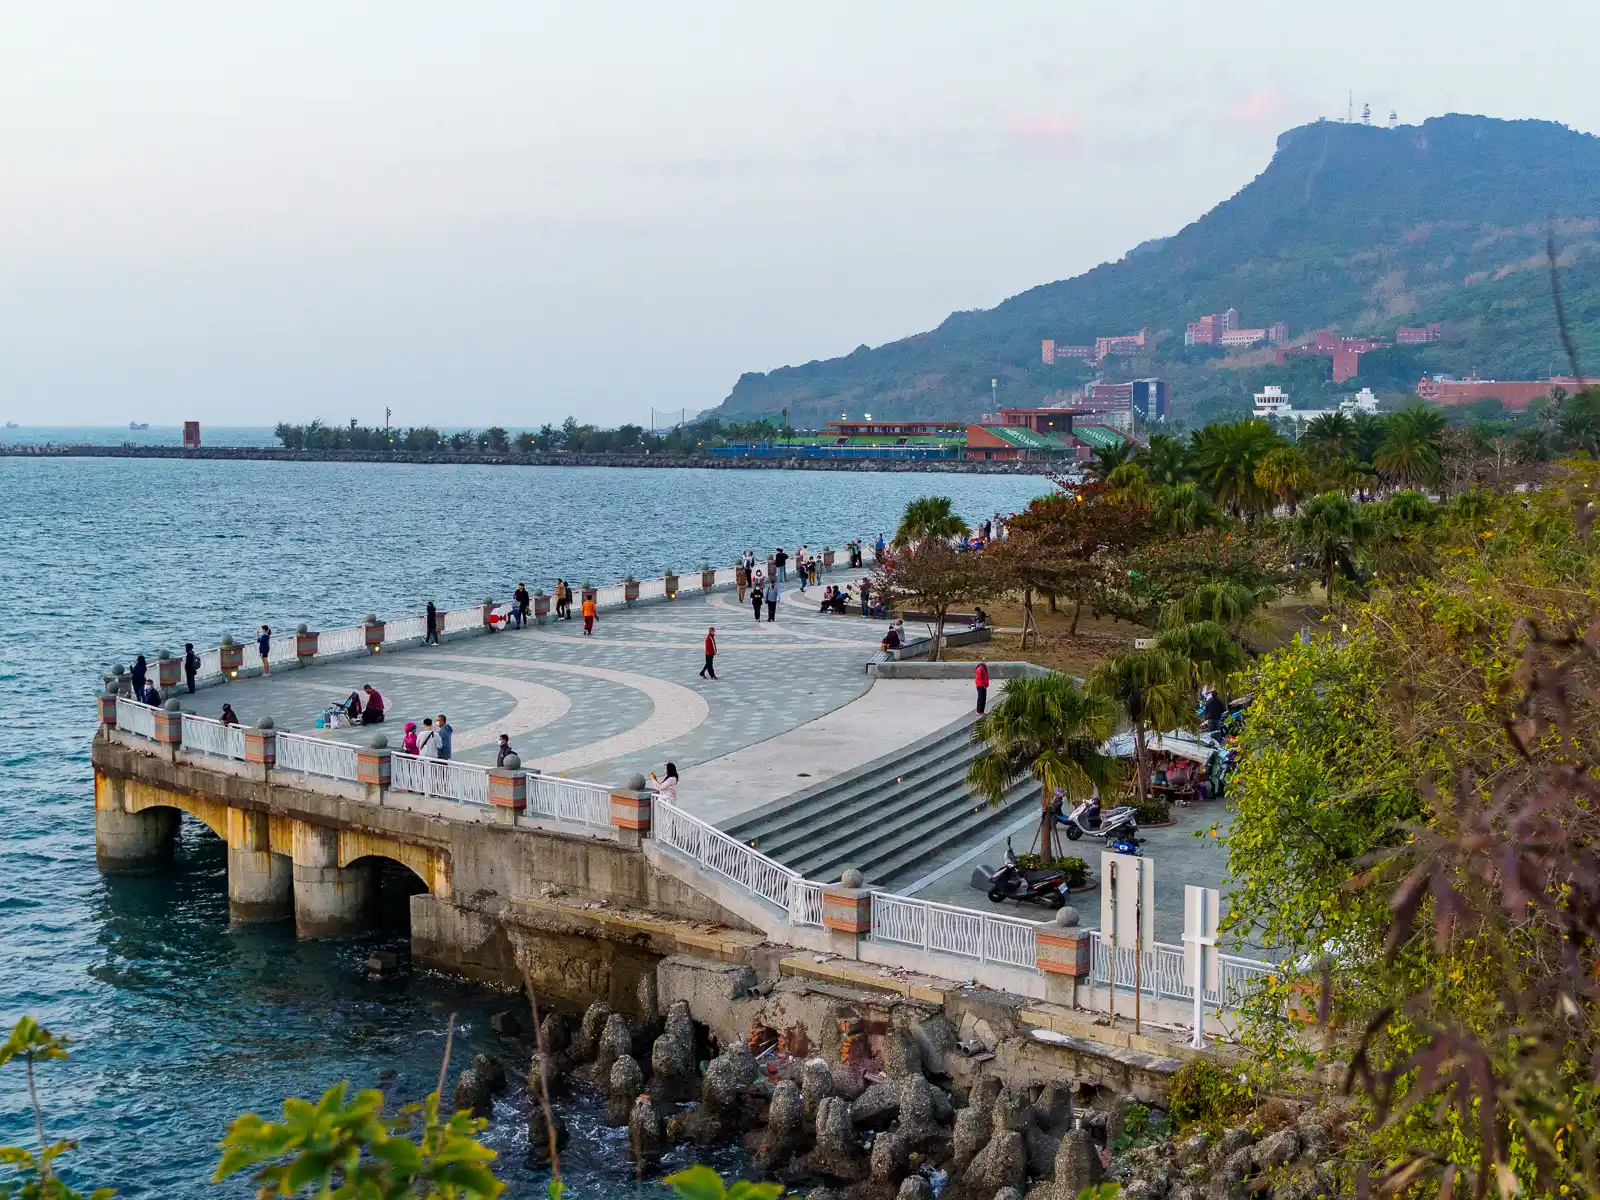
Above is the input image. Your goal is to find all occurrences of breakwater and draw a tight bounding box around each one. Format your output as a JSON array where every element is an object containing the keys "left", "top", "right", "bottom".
[{"left": 0, "top": 442, "right": 1052, "bottom": 473}]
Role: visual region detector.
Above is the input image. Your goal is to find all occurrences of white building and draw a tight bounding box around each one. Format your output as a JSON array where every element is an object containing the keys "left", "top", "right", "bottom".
[{"left": 1254, "top": 385, "right": 1383, "bottom": 426}]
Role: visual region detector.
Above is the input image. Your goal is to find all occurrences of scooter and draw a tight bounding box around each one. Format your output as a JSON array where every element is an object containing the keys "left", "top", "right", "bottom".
[
  {"left": 1052, "top": 797, "right": 1142, "bottom": 855},
  {"left": 969, "top": 838, "right": 1070, "bottom": 908}
]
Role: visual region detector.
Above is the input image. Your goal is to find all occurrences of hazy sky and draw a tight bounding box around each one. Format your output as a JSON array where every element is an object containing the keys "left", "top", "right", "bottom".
[{"left": 3, "top": 1, "right": 1597, "bottom": 429}]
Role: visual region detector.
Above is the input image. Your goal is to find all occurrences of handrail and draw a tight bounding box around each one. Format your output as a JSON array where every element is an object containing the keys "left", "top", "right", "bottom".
[
  {"left": 525, "top": 772, "right": 613, "bottom": 828},
  {"left": 655, "top": 798, "right": 812, "bottom": 921},
  {"left": 276, "top": 731, "right": 360, "bottom": 782},
  {"left": 391, "top": 752, "right": 490, "bottom": 805},
  {"left": 870, "top": 889, "right": 1038, "bottom": 970},
  {"left": 115, "top": 697, "right": 158, "bottom": 739},
  {"left": 181, "top": 712, "right": 246, "bottom": 761}
]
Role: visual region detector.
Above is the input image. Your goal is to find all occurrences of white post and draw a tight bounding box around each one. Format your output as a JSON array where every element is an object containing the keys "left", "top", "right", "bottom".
[{"left": 1183, "top": 885, "right": 1220, "bottom": 1049}]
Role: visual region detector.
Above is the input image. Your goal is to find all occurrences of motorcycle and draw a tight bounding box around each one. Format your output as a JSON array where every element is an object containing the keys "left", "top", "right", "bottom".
[
  {"left": 969, "top": 838, "right": 1071, "bottom": 908},
  {"left": 1052, "top": 797, "right": 1142, "bottom": 855}
]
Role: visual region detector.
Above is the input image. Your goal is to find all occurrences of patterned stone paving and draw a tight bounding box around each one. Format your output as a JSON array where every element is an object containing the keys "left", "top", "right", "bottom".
[{"left": 170, "top": 573, "right": 891, "bottom": 784}]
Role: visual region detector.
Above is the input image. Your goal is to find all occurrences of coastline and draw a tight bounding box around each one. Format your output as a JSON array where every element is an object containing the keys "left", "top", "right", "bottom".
[{"left": 0, "top": 442, "right": 1053, "bottom": 473}]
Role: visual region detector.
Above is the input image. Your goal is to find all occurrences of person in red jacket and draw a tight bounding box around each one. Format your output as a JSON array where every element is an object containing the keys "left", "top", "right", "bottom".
[
  {"left": 700, "top": 627, "right": 718, "bottom": 680},
  {"left": 974, "top": 659, "right": 990, "bottom": 715}
]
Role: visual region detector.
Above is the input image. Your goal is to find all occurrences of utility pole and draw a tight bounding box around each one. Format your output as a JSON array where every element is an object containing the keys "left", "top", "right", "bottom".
[{"left": 991, "top": 379, "right": 998, "bottom": 413}]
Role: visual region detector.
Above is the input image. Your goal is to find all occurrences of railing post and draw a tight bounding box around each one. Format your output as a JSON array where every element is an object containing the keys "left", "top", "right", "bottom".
[
  {"left": 357, "top": 735, "right": 391, "bottom": 804},
  {"left": 822, "top": 869, "right": 871, "bottom": 960},
  {"left": 481, "top": 598, "right": 496, "bottom": 631},
  {"left": 1036, "top": 906, "right": 1091, "bottom": 1008},
  {"left": 610, "top": 773, "right": 653, "bottom": 848},
  {"left": 242, "top": 716, "right": 276, "bottom": 782},
  {"left": 219, "top": 635, "right": 243, "bottom": 680},
  {"left": 153, "top": 699, "right": 183, "bottom": 761},
  {"left": 533, "top": 590, "right": 550, "bottom": 625},
  {"left": 823, "top": 546, "right": 835, "bottom": 571},
  {"left": 624, "top": 577, "right": 640, "bottom": 607},
  {"left": 156, "top": 651, "right": 182, "bottom": 692},
  {"left": 664, "top": 571, "right": 678, "bottom": 599},
  {"left": 363, "top": 615, "right": 385, "bottom": 654},
  {"left": 98, "top": 689, "right": 118, "bottom": 728},
  {"left": 701, "top": 565, "right": 716, "bottom": 591},
  {"left": 489, "top": 754, "right": 527, "bottom": 825},
  {"left": 296, "top": 623, "right": 318, "bottom": 666}
]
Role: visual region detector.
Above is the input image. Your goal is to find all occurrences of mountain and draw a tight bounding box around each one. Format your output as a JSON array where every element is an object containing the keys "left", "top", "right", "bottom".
[{"left": 709, "top": 115, "right": 1600, "bottom": 429}]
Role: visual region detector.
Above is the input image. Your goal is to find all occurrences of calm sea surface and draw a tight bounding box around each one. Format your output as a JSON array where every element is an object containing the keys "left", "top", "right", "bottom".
[{"left": 0, "top": 457, "right": 1050, "bottom": 1197}]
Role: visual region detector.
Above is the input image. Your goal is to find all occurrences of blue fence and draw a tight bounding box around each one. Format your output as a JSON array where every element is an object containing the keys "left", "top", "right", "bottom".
[{"left": 708, "top": 443, "right": 965, "bottom": 461}]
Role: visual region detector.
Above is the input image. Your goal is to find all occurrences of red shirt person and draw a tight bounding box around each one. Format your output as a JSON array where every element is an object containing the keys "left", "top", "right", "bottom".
[
  {"left": 974, "top": 661, "right": 990, "bottom": 715},
  {"left": 700, "top": 627, "right": 717, "bottom": 680}
]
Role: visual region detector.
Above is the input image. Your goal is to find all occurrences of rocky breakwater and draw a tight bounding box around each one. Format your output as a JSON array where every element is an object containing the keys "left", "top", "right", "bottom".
[{"left": 445, "top": 980, "right": 1353, "bottom": 1200}]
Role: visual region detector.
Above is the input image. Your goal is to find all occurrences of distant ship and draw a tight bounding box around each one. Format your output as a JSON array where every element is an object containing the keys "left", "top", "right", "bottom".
[
  {"left": 3, "top": 422, "right": 16, "bottom": 429},
  {"left": 129, "top": 421, "right": 149, "bottom": 430}
]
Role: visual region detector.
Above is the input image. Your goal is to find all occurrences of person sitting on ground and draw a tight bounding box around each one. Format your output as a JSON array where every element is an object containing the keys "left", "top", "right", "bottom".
[
  {"left": 359, "top": 684, "right": 384, "bottom": 724},
  {"left": 496, "top": 733, "right": 514, "bottom": 767},
  {"left": 880, "top": 625, "right": 902, "bottom": 652},
  {"left": 648, "top": 762, "right": 679, "bottom": 806},
  {"left": 220, "top": 703, "right": 239, "bottom": 726},
  {"left": 343, "top": 690, "right": 363, "bottom": 721}
]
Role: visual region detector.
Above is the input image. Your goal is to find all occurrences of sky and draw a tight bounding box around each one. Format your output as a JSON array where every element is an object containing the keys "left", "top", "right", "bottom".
[{"left": 3, "top": 1, "right": 1598, "bottom": 429}]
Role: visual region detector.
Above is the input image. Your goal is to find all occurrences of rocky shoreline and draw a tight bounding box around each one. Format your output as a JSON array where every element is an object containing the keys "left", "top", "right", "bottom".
[
  {"left": 0, "top": 443, "right": 1051, "bottom": 474},
  {"left": 456, "top": 991, "right": 1350, "bottom": 1200}
]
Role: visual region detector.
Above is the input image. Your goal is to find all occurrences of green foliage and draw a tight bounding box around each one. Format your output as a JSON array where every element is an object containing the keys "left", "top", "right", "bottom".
[
  {"left": 1014, "top": 853, "right": 1091, "bottom": 887},
  {"left": 0, "top": 1019, "right": 114, "bottom": 1200},
  {"left": 893, "top": 495, "right": 969, "bottom": 547},
  {"left": 663, "top": 1165, "right": 782, "bottom": 1200},
  {"left": 213, "top": 1083, "right": 503, "bottom": 1199},
  {"left": 1167, "top": 1059, "right": 1255, "bottom": 1130}
]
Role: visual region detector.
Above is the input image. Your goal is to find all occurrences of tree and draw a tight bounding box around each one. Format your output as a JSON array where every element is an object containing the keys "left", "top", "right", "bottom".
[
  {"left": 1557, "top": 386, "right": 1600, "bottom": 455},
  {"left": 1160, "top": 580, "right": 1271, "bottom": 650},
  {"left": 870, "top": 538, "right": 991, "bottom": 661},
  {"left": 1253, "top": 445, "right": 1312, "bottom": 514},
  {"left": 481, "top": 426, "right": 510, "bottom": 453},
  {"left": 1085, "top": 441, "right": 1133, "bottom": 482},
  {"left": 966, "top": 673, "right": 1123, "bottom": 859},
  {"left": 1295, "top": 490, "right": 1373, "bottom": 595},
  {"left": 893, "top": 496, "right": 968, "bottom": 548},
  {"left": 998, "top": 486, "right": 1149, "bottom": 640},
  {"left": 1299, "top": 411, "right": 1354, "bottom": 461},
  {"left": 1135, "top": 434, "right": 1188, "bottom": 485},
  {"left": 1088, "top": 649, "right": 1191, "bottom": 805},
  {"left": 1375, "top": 406, "right": 1446, "bottom": 490},
  {"left": 1148, "top": 482, "right": 1220, "bottom": 536},
  {"left": 1188, "top": 420, "right": 1282, "bottom": 518}
]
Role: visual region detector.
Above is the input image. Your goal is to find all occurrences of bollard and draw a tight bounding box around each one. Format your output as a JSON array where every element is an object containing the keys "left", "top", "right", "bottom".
[
  {"left": 610, "top": 773, "right": 653, "bottom": 848},
  {"left": 295, "top": 623, "right": 318, "bottom": 665},
  {"left": 624, "top": 577, "right": 640, "bottom": 607},
  {"left": 489, "top": 754, "right": 527, "bottom": 824},
  {"left": 533, "top": 590, "right": 550, "bottom": 624},
  {"left": 153, "top": 699, "right": 183, "bottom": 748},
  {"left": 156, "top": 651, "right": 182, "bottom": 691},
  {"left": 1036, "top": 906, "right": 1091, "bottom": 1007},
  {"left": 97, "top": 689, "right": 118, "bottom": 727},
  {"left": 242, "top": 716, "right": 277, "bottom": 779},
  {"left": 664, "top": 571, "right": 679, "bottom": 599},
  {"left": 357, "top": 735, "right": 392, "bottom": 803},
  {"left": 219, "top": 635, "right": 243, "bottom": 679},
  {"left": 822, "top": 869, "right": 872, "bottom": 960},
  {"left": 363, "top": 615, "right": 384, "bottom": 653},
  {"left": 701, "top": 564, "right": 716, "bottom": 590}
]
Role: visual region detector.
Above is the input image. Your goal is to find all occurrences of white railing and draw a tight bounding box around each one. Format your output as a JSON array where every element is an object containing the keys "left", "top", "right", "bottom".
[
  {"left": 791, "top": 880, "right": 825, "bottom": 928},
  {"left": 391, "top": 753, "right": 490, "bottom": 805},
  {"left": 595, "top": 583, "right": 629, "bottom": 609},
  {"left": 870, "top": 891, "right": 1038, "bottom": 970},
  {"left": 1220, "top": 954, "right": 1278, "bottom": 1006},
  {"left": 276, "top": 731, "right": 361, "bottom": 782},
  {"left": 387, "top": 615, "right": 427, "bottom": 643},
  {"left": 442, "top": 608, "right": 481, "bottom": 635},
  {"left": 656, "top": 799, "right": 802, "bottom": 916},
  {"left": 525, "top": 773, "right": 613, "bottom": 828},
  {"left": 181, "top": 713, "right": 246, "bottom": 760},
  {"left": 269, "top": 637, "right": 300, "bottom": 666},
  {"left": 715, "top": 567, "right": 739, "bottom": 588},
  {"left": 638, "top": 576, "right": 668, "bottom": 601},
  {"left": 318, "top": 625, "right": 367, "bottom": 657},
  {"left": 197, "top": 647, "right": 224, "bottom": 683},
  {"left": 116, "top": 697, "right": 158, "bottom": 739},
  {"left": 1088, "top": 932, "right": 1276, "bottom": 1009}
]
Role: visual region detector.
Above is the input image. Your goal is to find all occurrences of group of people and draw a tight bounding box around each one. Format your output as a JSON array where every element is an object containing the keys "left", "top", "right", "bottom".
[{"left": 399, "top": 713, "right": 455, "bottom": 760}]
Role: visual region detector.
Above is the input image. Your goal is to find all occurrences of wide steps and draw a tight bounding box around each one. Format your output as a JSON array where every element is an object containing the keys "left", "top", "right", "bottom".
[{"left": 859, "top": 779, "right": 1040, "bottom": 891}]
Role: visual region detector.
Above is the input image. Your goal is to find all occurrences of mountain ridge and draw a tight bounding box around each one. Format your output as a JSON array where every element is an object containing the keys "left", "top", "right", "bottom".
[{"left": 709, "top": 114, "right": 1600, "bottom": 428}]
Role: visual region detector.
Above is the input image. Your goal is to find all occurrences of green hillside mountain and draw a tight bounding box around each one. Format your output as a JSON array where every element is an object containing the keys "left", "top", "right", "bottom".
[{"left": 711, "top": 114, "right": 1600, "bottom": 429}]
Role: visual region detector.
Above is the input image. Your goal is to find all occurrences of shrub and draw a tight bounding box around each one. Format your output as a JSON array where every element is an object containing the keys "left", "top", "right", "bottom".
[
  {"left": 1168, "top": 1058, "right": 1254, "bottom": 1129},
  {"left": 1132, "top": 794, "right": 1172, "bottom": 825},
  {"left": 1015, "top": 853, "right": 1091, "bottom": 888}
]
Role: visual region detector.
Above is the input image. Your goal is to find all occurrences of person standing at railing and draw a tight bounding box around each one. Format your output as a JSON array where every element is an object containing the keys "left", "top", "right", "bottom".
[
  {"left": 496, "top": 734, "right": 514, "bottom": 766},
  {"left": 774, "top": 546, "right": 788, "bottom": 582},
  {"left": 403, "top": 721, "right": 420, "bottom": 755},
  {"left": 554, "top": 579, "right": 571, "bottom": 620},
  {"left": 183, "top": 643, "right": 199, "bottom": 693},
  {"left": 141, "top": 679, "right": 162, "bottom": 705},
  {"left": 220, "top": 703, "right": 239, "bottom": 726},
  {"left": 700, "top": 627, "right": 717, "bottom": 679},
  {"left": 514, "top": 583, "right": 531, "bottom": 629},
  {"left": 434, "top": 714, "right": 453, "bottom": 760},
  {"left": 258, "top": 626, "right": 272, "bottom": 675},
  {"left": 425, "top": 601, "right": 440, "bottom": 645},
  {"left": 648, "top": 762, "right": 678, "bottom": 805},
  {"left": 130, "top": 655, "right": 147, "bottom": 702},
  {"left": 417, "top": 717, "right": 435, "bottom": 754},
  {"left": 581, "top": 593, "right": 597, "bottom": 635}
]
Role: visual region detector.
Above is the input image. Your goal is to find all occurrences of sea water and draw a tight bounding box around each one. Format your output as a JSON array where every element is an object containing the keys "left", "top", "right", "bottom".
[{"left": 0, "top": 456, "right": 1050, "bottom": 1197}]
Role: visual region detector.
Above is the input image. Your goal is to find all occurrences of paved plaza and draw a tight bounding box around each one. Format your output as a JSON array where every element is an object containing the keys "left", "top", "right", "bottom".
[{"left": 171, "top": 574, "right": 932, "bottom": 797}]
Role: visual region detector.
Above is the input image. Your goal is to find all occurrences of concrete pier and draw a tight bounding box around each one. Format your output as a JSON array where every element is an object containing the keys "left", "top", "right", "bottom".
[
  {"left": 94, "top": 801, "right": 178, "bottom": 872},
  {"left": 226, "top": 809, "right": 292, "bottom": 924}
]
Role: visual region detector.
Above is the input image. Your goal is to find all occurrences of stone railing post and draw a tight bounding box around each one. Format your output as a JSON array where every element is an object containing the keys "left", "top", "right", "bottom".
[
  {"left": 624, "top": 577, "right": 640, "bottom": 607},
  {"left": 581, "top": 584, "right": 597, "bottom": 609},
  {"left": 664, "top": 571, "right": 679, "bottom": 599},
  {"left": 156, "top": 650, "right": 181, "bottom": 692},
  {"left": 533, "top": 590, "right": 550, "bottom": 624},
  {"left": 822, "top": 869, "right": 872, "bottom": 960},
  {"left": 489, "top": 754, "right": 527, "bottom": 824},
  {"left": 295, "top": 623, "right": 318, "bottom": 665},
  {"left": 153, "top": 698, "right": 183, "bottom": 760},
  {"left": 700, "top": 564, "right": 716, "bottom": 590},
  {"left": 363, "top": 615, "right": 384, "bottom": 654},
  {"left": 481, "top": 598, "right": 496, "bottom": 631},
  {"left": 610, "top": 773, "right": 653, "bottom": 849},
  {"left": 823, "top": 547, "right": 835, "bottom": 571},
  {"left": 98, "top": 689, "right": 118, "bottom": 727},
  {"left": 357, "top": 735, "right": 391, "bottom": 803},
  {"left": 219, "top": 635, "right": 243, "bottom": 680},
  {"left": 1036, "top": 906, "right": 1091, "bottom": 1007},
  {"left": 243, "top": 716, "right": 277, "bottom": 782}
]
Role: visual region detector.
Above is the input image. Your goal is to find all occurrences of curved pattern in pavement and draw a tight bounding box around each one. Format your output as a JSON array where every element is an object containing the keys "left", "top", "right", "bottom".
[{"left": 360, "top": 664, "right": 572, "bottom": 751}]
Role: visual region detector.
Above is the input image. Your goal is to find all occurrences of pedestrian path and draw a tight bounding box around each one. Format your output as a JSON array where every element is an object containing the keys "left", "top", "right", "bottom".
[{"left": 169, "top": 572, "right": 909, "bottom": 785}]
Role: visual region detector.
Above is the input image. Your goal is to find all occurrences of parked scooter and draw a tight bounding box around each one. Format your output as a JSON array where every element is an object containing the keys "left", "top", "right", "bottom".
[
  {"left": 970, "top": 838, "right": 1070, "bottom": 908},
  {"left": 1052, "top": 796, "right": 1142, "bottom": 855}
]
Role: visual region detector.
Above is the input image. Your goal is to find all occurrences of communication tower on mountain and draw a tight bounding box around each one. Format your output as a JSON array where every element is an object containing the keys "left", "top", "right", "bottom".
[{"left": 1361, "top": 102, "right": 1371, "bottom": 125}]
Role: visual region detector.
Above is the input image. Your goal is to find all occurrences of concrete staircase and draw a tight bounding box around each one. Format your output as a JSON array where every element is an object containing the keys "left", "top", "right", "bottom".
[{"left": 721, "top": 715, "right": 1038, "bottom": 892}]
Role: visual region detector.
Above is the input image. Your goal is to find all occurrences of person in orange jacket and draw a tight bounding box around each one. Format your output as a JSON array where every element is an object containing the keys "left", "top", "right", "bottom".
[
  {"left": 582, "top": 593, "right": 598, "bottom": 635},
  {"left": 974, "top": 658, "right": 990, "bottom": 715}
]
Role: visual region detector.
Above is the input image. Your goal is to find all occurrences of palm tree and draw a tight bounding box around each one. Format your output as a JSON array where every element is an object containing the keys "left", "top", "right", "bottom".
[
  {"left": 1103, "top": 461, "right": 1153, "bottom": 506},
  {"left": 1085, "top": 441, "right": 1134, "bottom": 483},
  {"left": 1375, "top": 407, "right": 1446, "bottom": 491},
  {"left": 1136, "top": 434, "right": 1188, "bottom": 485},
  {"left": 967, "top": 673, "right": 1123, "bottom": 860},
  {"left": 1557, "top": 388, "right": 1600, "bottom": 456},
  {"left": 1089, "top": 650, "right": 1191, "bottom": 805},
  {"left": 1155, "top": 620, "right": 1247, "bottom": 692},
  {"left": 1188, "top": 420, "right": 1282, "bottom": 518},
  {"left": 1296, "top": 491, "right": 1374, "bottom": 596},
  {"left": 1149, "top": 481, "right": 1221, "bottom": 536},
  {"left": 1253, "top": 445, "right": 1312, "bottom": 514},
  {"left": 1300, "top": 411, "right": 1354, "bottom": 461},
  {"left": 893, "top": 496, "right": 969, "bottom": 548},
  {"left": 1160, "top": 581, "right": 1270, "bottom": 647}
]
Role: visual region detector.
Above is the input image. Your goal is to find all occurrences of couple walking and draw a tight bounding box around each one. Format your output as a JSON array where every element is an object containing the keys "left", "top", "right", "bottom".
[{"left": 749, "top": 575, "right": 780, "bottom": 622}]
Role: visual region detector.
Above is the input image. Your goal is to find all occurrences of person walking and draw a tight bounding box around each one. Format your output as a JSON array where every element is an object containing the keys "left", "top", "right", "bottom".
[
  {"left": 735, "top": 562, "right": 747, "bottom": 603},
  {"left": 130, "top": 654, "right": 147, "bottom": 702},
  {"left": 425, "top": 601, "right": 440, "bottom": 645},
  {"left": 183, "top": 643, "right": 199, "bottom": 693},
  {"left": 750, "top": 575, "right": 764, "bottom": 622},
  {"left": 974, "top": 659, "right": 990, "bottom": 715},
  {"left": 774, "top": 546, "right": 788, "bottom": 582},
  {"left": 435, "top": 714, "right": 453, "bottom": 760},
  {"left": 258, "top": 625, "right": 272, "bottom": 674},
  {"left": 700, "top": 627, "right": 717, "bottom": 679},
  {"left": 496, "top": 733, "right": 514, "bottom": 766},
  {"left": 581, "top": 592, "right": 597, "bottom": 635},
  {"left": 514, "top": 583, "right": 531, "bottom": 629},
  {"left": 766, "top": 577, "right": 780, "bottom": 622}
]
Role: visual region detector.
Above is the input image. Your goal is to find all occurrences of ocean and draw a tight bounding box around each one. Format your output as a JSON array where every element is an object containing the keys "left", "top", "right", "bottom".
[{"left": 0, "top": 455, "right": 1051, "bottom": 1197}]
